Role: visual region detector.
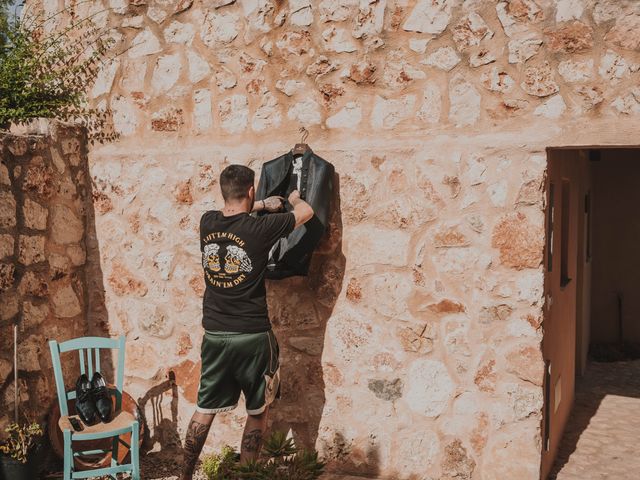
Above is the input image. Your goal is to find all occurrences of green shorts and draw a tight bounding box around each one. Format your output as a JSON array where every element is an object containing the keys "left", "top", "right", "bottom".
[{"left": 196, "top": 329, "right": 280, "bottom": 415}]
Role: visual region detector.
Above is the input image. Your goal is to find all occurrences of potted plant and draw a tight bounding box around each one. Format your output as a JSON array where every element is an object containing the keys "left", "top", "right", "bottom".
[{"left": 0, "top": 421, "right": 44, "bottom": 479}]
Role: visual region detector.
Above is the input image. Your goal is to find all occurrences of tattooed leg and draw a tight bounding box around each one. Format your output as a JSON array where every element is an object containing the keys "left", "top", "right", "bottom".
[
  {"left": 180, "top": 412, "right": 215, "bottom": 480},
  {"left": 240, "top": 407, "right": 269, "bottom": 463}
]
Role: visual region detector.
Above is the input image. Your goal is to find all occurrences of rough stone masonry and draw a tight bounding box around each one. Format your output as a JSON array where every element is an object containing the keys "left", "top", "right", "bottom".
[{"left": 16, "top": 0, "right": 640, "bottom": 478}]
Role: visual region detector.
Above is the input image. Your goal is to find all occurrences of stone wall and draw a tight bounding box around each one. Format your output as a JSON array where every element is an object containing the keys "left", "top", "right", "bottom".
[
  {"left": 0, "top": 123, "right": 91, "bottom": 434},
  {"left": 26, "top": 0, "right": 640, "bottom": 478}
]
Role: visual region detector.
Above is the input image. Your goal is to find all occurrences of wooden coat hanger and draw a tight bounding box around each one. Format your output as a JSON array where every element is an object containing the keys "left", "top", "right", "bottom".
[{"left": 292, "top": 126, "right": 310, "bottom": 157}]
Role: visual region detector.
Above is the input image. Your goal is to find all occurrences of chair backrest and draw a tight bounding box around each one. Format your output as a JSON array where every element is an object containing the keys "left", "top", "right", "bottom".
[{"left": 48, "top": 336, "right": 126, "bottom": 417}]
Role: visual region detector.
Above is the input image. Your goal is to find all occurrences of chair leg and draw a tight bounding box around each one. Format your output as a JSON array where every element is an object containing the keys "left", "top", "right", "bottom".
[
  {"left": 131, "top": 421, "right": 140, "bottom": 480},
  {"left": 63, "top": 429, "right": 72, "bottom": 480}
]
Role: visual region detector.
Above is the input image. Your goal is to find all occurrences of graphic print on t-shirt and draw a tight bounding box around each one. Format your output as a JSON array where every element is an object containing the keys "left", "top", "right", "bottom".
[{"left": 202, "top": 231, "right": 253, "bottom": 289}]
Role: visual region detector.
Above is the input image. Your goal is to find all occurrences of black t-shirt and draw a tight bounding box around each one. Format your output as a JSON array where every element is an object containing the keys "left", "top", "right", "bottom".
[{"left": 200, "top": 210, "right": 296, "bottom": 332}]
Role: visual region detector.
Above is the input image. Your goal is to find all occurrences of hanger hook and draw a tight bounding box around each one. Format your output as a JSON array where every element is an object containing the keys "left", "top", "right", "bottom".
[{"left": 299, "top": 126, "right": 309, "bottom": 144}]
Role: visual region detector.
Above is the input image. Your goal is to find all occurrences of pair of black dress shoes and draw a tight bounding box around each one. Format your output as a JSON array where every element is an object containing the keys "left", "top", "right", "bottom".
[{"left": 75, "top": 372, "right": 112, "bottom": 425}]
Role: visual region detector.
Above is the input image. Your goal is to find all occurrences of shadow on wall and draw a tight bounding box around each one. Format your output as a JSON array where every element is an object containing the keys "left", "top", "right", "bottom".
[{"left": 268, "top": 172, "right": 345, "bottom": 453}]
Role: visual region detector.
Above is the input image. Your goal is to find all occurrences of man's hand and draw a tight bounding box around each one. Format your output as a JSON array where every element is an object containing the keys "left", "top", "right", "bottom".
[
  {"left": 288, "top": 190, "right": 301, "bottom": 205},
  {"left": 288, "top": 190, "right": 314, "bottom": 228},
  {"left": 252, "top": 196, "right": 284, "bottom": 213},
  {"left": 263, "top": 196, "right": 284, "bottom": 212}
]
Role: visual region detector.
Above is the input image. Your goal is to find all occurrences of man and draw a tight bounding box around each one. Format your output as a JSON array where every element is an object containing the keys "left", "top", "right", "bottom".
[{"left": 180, "top": 164, "right": 314, "bottom": 480}]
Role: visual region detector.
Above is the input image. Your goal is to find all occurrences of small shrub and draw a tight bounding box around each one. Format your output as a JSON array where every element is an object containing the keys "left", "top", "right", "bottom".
[
  {"left": 0, "top": 422, "right": 44, "bottom": 463},
  {"left": 201, "top": 431, "right": 325, "bottom": 480},
  {"left": 0, "top": 1, "right": 117, "bottom": 143}
]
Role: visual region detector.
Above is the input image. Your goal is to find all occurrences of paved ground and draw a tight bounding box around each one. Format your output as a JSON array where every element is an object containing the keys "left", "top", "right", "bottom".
[{"left": 550, "top": 360, "right": 640, "bottom": 480}]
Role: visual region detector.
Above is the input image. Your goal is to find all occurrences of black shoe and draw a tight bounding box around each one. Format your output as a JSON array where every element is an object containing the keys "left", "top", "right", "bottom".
[
  {"left": 91, "top": 372, "right": 112, "bottom": 423},
  {"left": 75, "top": 374, "right": 97, "bottom": 425}
]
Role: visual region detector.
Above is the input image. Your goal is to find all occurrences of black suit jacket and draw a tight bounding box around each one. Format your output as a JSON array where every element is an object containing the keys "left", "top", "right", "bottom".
[{"left": 256, "top": 148, "right": 334, "bottom": 278}]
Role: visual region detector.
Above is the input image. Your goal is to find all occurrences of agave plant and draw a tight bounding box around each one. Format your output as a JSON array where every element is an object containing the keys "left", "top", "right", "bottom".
[{"left": 200, "top": 431, "right": 325, "bottom": 480}]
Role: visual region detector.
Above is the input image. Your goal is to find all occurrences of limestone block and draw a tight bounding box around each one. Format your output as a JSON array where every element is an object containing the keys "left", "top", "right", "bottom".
[
  {"left": 612, "top": 88, "right": 640, "bottom": 115},
  {"left": 0, "top": 162, "right": 10, "bottom": 185},
  {"left": 469, "top": 48, "right": 496, "bottom": 67},
  {"left": 322, "top": 26, "right": 357, "bottom": 53},
  {"left": 289, "top": 0, "right": 313, "bottom": 27},
  {"left": 441, "top": 440, "right": 476, "bottom": 479},
  {"left": 23, "top": 163, "right": 55, "bottom": 199},
  {"left": 449, "top": 73, "right": 480, "bottom": 127},
  {"left": 287, "top": 99, "right": 322, "bottom": 126},
  {"left": 481, "top": 67, "right": 515, "bottom": 93},
  {"left": 405, "top": 359, "right": 455, "bottom": 417},
  {"left": 0, "top": 191, "right": 17, "bottom": 229},
  {"left": 187, "top": 50, "right": 211, "bottom": 84},
  {"left": 507, "top": 36, "right": 543, "bottom": 63},
  {"left": 326, "top": 102, "right": 362, "bottom": 129},
  {"left": 23, "top": 198, "right": 48, "bottom": 230},
  {"left": 22, "top": 301, "right": 49, "bottom": 328},
  {"left": 164, "top": 21, "right": 195, "bottom": 45},
  {"left": 51, "top": 205, "right": 83, "bottom": 244},
  {"left": 521, "top": 62, "right": 559, "bottom": 97},
  {"left": 7, "top": 137, "right": 27, "bottom": 156},
  {"left": 496, "top": 0, "right": 543, "bottom": 38},
  {"left": 0, "top": 234, "right": 13, "bottom": 259},
  {"left": 382, "top": 55, "right": 425, "bottom": 89},
  {"left": 403, "top": 0, "right": 453, "bottom": 34},
  {"left": 219, "top": 95, "right": 249, "bottom": 133},
  {"left": 122, "top": 15, "right": 144, "bottom": 29},
  {"left": 135, "top": 302, "right": 174, "bottom": 338},
  {"left": 0, "top": 293, "right": 18, "bottom": 320},
  {"left": 599, "top": 50, "right": 631, "bottom": 83},
  {"left": 201, "top": 11, "right": 240, "bottom": 46},
  {"left": 417, "top": 82, "right": 442, "bottom": 124},
  {"left": 352, "top": 0, "right": 386, "bottom": 39},
  {"left": 18, "top": 271, "right": 48, "bottom": 297},
  {"left": 452, "top": 13, "right": 493, "bottom": 52},
  {"left": 546, "top": 21, "right": 594, "bottom": 53},
  {"left": 482, "top": 419, "right": 541, "bottom": 479},
  {"left": 252, "top": 93, "right": 282, "bottom": 131},
  {"left": 91, "top": 58, "right": 120, "bottom": 98},
  {"left": 605, "top": 14, "right": 640, "bottom": 51},
  {"left": 492, "top": 212, "right": 543, "bottom": 269},
  {"left": 18, "top": 235, "right": 45, "bottom": 265},
  {"left": 128, "top": 29, "right": 162, "bottom": 58},
  {"left": 555, "top": 0, "right": 584, "bottom": 21},
  {"left": 371, "top": 95, "right": 416, "bottom": 129},
  {"left": 17, "top": 335, "right": 44, "bottom": 371},
  {"left": 111, "top": 95, "right": 138, "bottom": 136},
  {"left": 147, "top": 6, "right": 168, "bottom": 24},
  {"left": 215, "top": 67, "right": 237, "bottom": 91},
  {"left": 319, "top": 0, "right": 357, "bottom": 22},
  {"left": 558, "top": 59, "right": 593, "bottom": 82},
  {"left": 0, "top": 263, "right": 15, "bottom": 291},
  {"left": 347, "top": 59, "right": 376, "bottom": 84},
  {"left": 344, "top": 225, "right": 410, "bottom": 268},
  {"left": 534, "top": 94, "right": 567, "bottom": 119},
  {"left": 108, "top": 263, "right": 148, "bottom": 297},
  {"left": 193, "top": 89, "right": 213, "bottom": 132},
  {"left": 409, "top": 38, "right": 430, "bottom": 53},
  {"left": 423, "top": 46, "right": 460, "bottom": 71},
  {"left": 151, "top": 107, "right": 184, "bottom": 132},
  {"left": 151, "top": 54, "right": 182, "bottom": 94},
  {"left": 52, "top": 284, "right": 82, "bottom": 318}
]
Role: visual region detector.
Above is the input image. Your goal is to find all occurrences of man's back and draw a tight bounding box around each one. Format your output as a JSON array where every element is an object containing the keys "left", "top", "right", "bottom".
[{"left": 200, "top": 210, "right": 295, "bottom": 333}]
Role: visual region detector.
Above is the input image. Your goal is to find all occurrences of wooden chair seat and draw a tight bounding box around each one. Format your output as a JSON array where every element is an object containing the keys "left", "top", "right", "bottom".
[{"left": 59, "top": 411, "right": 135, "bottom": 437}]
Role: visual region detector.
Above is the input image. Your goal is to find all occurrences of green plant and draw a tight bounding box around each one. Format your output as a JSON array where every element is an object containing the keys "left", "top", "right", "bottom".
[
  {"left": 0, "top": 1, "right": 117, "bottom": 143},
  {"left": 0, "top": 422, "right": 43, "bottom": 463},
  {"left": 201, "top": 431, "right": 325, "bottom": 480}
]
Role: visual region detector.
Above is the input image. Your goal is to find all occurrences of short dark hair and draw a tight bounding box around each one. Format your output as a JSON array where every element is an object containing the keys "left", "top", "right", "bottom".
[{"left": 219, "top": 165, "right": 255, "bottom": 201}]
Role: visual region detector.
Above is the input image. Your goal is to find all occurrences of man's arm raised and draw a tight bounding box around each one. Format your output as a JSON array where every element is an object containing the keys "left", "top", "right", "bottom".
[{"left": 288, "top": 190, "right": 314, "bottom": 228}]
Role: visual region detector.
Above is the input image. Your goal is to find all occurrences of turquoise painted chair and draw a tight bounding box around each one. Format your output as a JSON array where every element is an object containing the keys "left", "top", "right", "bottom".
[{"left": 49, "top": 336, "right": 140, "bottom": 480}]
